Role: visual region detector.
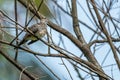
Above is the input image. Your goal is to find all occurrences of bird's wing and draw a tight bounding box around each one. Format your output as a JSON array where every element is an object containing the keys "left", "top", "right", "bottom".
[
  {"left": 19, "top": 24, "right": 38, "bottom": 44},
  {"left": 28, "top": 23, "right": 39, "bottom": 33}
]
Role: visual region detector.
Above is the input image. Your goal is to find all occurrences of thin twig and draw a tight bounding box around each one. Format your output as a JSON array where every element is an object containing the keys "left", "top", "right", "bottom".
[
  {"left": 34, "top": 55, "right": 61, "bottom": 80},
  {"left": 19, "top": 66, "right": 32, "bottom": 80},
  {"left": 14, "top": 0, "right": 19, "bottom": 61},
  {"left": 0, "top": 50, "right": 37, "bottom": 80}
]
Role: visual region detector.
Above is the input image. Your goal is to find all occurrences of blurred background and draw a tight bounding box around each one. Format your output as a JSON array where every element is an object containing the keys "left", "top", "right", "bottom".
[
  {"left": 0, "top": 0, "right": 55, "bottom": 80},
  {"left": 0, "top": 0, "right": 120, "bottom": 80}
]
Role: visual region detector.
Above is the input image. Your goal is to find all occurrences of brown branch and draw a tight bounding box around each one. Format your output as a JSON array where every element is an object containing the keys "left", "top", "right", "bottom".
[
  {"left": 52, "top": 0, "right": 105, "bottom": 39},
  {"left": 90, "top": 0, "right": 120, "bottom": 71},
  {"left": 34, "top": 55, "right": 61, "bottom": 80},
  {"left": 14, "top": 0, "right": 19, "bottom": 61},
  {"left": 61, "top": 58, "right": 73, "bottom": 80},
  {"left": 71, "top": 0, "right": 85, "bottom": 43},
  {"left": 17, "top": 0, "right": 87, "bottom": 64},
  {"left": 86, "top": 0, "right": 102, "bottom": 34},
  {"left": 0, "top": 40, "right": 111, "bottom": 79},
  {"left": 0, "top": 50, "right": 37, "bottom": 80},
  {"left": 17, "top": 0, "right": 111, "bottom": 79},
  {"left": 89, "top": 38, "right": 120, "bottom": 47},
  {"left": 0, "top": 40, "right": 66, "bottom": 58}
]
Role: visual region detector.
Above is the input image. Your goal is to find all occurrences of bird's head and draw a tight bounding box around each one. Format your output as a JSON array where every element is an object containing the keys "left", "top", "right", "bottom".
[{"left": 40, "top": 18, "right": 48, "bottom": 24}]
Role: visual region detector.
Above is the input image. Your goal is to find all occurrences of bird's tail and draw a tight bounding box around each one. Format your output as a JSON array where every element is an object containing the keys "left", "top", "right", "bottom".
[
  {"left": 27, "top": 40, "right": 37, "bottom": 45},
  {"left": 14, "top": 39, "right": 27, "bottom": 61},
  {"left": 14, "top": 39, "right": 27, "bottom": 50},
  {"left": 18, "top": 39, "right": 27, "bottom": 47}
]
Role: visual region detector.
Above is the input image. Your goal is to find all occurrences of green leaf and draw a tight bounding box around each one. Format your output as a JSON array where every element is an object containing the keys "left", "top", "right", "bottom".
[{"left": 33, "top": 0, "right": 53, "bottom": 18}]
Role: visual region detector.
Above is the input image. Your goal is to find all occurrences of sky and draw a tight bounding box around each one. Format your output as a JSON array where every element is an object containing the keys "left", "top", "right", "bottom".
[{"left": 1, "top": 0, "right": 120, "bottom": 80}]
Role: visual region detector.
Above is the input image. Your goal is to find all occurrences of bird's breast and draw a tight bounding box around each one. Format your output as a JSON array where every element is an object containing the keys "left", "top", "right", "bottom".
[{"left": 35, "top": 29, "right": 47, "bottom": 38}]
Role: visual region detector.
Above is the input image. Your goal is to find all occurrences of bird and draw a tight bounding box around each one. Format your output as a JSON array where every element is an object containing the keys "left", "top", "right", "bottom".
[{"left": 18, "top": 18, "right": 48, "bottom": 46}]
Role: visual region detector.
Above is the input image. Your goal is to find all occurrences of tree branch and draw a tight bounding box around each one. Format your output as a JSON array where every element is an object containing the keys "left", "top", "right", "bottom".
[
  {"left": 0, "top": 50, "right": 37, "bottom": 80},
  {"left": 90, "top": 0, "right": 120, "bottom": 71},
  {"left": 71, "top": 0, "right": 85, "bottom": 44}
]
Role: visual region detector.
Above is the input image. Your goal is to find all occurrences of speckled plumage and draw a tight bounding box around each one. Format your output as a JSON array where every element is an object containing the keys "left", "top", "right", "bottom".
[{"left": 18, "top": 18, "right": 48, "bottom": 46}]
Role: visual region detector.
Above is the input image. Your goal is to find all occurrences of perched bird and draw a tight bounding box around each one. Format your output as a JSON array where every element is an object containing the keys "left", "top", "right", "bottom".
[{"left": 18, "top": 18, "right": 48, "bottom": 46}]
